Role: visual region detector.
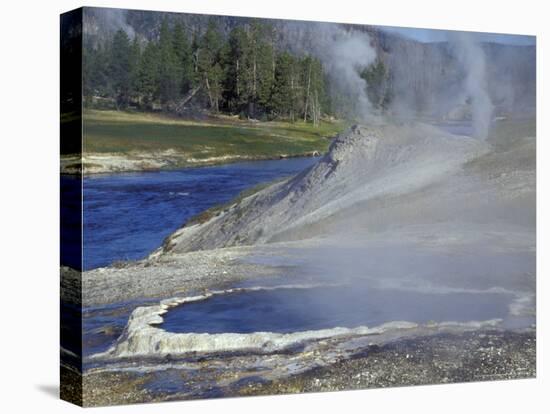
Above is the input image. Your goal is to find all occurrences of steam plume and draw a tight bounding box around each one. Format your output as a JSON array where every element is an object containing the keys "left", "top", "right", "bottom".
[
  {"left": 85, "top": 8, "right": 135, "bottom": 39},
  {"left": 449, "top": 32, "right": 493, "bottom": 139},
  {"left": 280, "top": 22, "right": 377, "bottom": 119}
]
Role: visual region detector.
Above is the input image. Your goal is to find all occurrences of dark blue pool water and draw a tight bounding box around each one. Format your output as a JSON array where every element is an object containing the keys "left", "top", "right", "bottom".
[
  {"left": 72, "top": 157, "right": 316, "bottom": 270},
  {"left": 160, "top": 285, "right": 512, "bottom": 334}
]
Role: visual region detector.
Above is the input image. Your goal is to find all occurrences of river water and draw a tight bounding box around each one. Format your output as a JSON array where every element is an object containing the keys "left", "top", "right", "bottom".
[{"left": 76, "top": 157, "right": 316, "bottom": 270}]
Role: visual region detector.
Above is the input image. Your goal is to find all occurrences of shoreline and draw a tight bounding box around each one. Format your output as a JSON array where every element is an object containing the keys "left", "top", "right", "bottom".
[{"left": 60, "top": 150, "right": 323, "bottom": 176}]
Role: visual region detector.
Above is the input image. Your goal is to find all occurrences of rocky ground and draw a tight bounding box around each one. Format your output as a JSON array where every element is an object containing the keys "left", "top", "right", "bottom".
[
  {"left": 71, "top": 329, "right": 535, "bottom": 407},
  {"left": 74, "top": 245, "right": 280, "bottom": 307},
  {"left": 242, "top": 330, "right": 536, "bottom": 396}
]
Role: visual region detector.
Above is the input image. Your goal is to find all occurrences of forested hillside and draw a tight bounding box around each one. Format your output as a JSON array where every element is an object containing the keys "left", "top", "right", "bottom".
[
  {"left": 84, "top": 18, "right": 332, "bottom": 124},
  {"left": 82, "top": 8, "right": 535, "bottom": 122}
]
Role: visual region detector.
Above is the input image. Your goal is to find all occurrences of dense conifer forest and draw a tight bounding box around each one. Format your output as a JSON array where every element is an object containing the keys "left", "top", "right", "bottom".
[{"left": 83, "top": 19, "right": 346, "bottom": 124}]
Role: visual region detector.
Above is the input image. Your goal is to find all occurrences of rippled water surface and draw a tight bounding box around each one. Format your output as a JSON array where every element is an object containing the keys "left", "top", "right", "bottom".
[{"left": 66, "top": 157, "right": 317, "bottom": 270}]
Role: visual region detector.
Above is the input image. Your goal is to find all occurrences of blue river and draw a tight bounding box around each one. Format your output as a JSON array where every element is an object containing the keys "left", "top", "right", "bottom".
[{"left": 63, "top": 157, "right": 317, "bottom": 271}]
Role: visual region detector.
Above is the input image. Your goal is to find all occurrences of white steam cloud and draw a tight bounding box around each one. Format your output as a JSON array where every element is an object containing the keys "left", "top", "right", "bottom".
[
  {"left": 280, "top": 22, "right": 377, "bottom": 120},
  {"left": 322, "top": 31, "right": 377, "bottom": 118},
  {"left": 85, "top": 8, "right": 135, "bottom": 39},
  {"left": 449, "top": 33, "right": 493, "bottom": 139}
]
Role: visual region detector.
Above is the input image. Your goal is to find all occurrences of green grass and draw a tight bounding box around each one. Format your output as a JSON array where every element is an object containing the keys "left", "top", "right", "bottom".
[{"left": 83, "top": 110, "right": 346, "bottom": 159}]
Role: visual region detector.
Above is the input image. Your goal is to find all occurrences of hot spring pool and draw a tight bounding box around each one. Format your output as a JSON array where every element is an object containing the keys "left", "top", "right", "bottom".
[{"left": 160, "top": 285, "right": 513, "bottom": 334}]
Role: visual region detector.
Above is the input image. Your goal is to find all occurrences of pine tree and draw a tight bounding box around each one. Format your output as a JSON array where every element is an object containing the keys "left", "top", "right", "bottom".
[
  {"left": 301, "top": 56, "right": 326, "bottom": 125},
  {"left": 223, "top": 26, "right": 249, "bottom": 113},
  {"left": 137, "top": 41, "right": 160, "bottom": 108},
  {"left": 172, "top": 22, "right": 193, "bottom": 95},
  {"left": 83, "top": 41, "right": 100, "bottom": 102},
  {"left": 128, "top": 37, "right": 141, "bottom": 105},
  {"left": 94, "top": 43, "right": 112, "bottom": 98},
  {"left": 83, "top": 39, "right": 112, "bottom": 104},
  {"left": 249, "top": 22, "right": 276, "bottom": 118},
  {"left": 271, "top": 52, "right": 299, "bottom": 121},
  {"left": 191, "top": 32, "right": 201, "bottom": 85},
  {"left": 157, "top": 19, "right": 179, "bottom": 106},
  {"left": 223, "top": 21, "right": 276, "bottom": 118},
  {"left": 360, "top": 59, "right": 392, "bottom": 111},
  {"left": 197, "top": 20, "right": 224, "bottom": 112},
  {"left": 110, "top": 29, "right": 133, "bottom": 108}
]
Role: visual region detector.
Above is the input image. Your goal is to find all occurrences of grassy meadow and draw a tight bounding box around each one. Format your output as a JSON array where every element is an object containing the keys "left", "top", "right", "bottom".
[{"left": 83, "top": 110, "right": 346, "bottom": 161}]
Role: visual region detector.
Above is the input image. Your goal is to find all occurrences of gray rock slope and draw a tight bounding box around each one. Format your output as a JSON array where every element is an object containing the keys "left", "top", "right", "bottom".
[{"left": 156, "top": 122, "right": 499, "bottom": 255}]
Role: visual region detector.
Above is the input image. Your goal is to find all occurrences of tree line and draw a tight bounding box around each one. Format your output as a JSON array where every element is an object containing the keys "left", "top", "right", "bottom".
[{"left": 83, "top": 19, "right": 334, "bottom": 124}]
